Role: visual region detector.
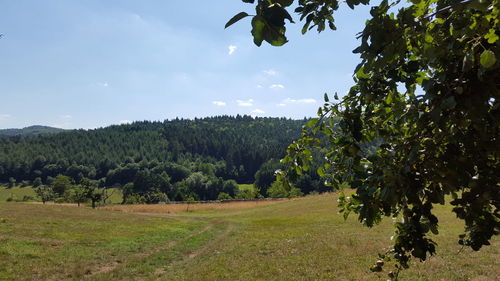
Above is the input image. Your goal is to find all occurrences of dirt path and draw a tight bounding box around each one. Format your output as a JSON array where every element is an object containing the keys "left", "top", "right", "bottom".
[
  {"left": 82, "top": 212, "right": 235, "bottom": 281},
  {"left": 152, "top": 222, "right": 236, "bottom": 281}
]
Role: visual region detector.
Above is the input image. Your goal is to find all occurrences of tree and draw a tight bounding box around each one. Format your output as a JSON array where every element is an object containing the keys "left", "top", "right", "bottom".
[
  {"left": 228, "top": 0, "right": 499, "bottom": 278},
  {"left": 68, "top": 184, "right": 87, "bottom": 207},
  {"left": 35, "top": 185, "right": 55, "bottom": 204},
  {"left": 268, "top": 180, "right": 303, "bottom": 198},
  {"left": 32, "top": 177, "right": 42, "bottom": 188},
  {"left": 81, "top": 178, "right": 101, "bottom": 209},
  {"left": 8, "top": 177, "right": 15, "bottom": 188},
  {"left": 254, "top": 159, "right": 282, "bottom": 196},
  {"left": 51, "top": 175, "right": 73, "bottom": 197}
]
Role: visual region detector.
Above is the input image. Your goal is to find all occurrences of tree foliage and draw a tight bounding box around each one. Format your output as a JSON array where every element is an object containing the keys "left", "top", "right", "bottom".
[
  {"left": 228, "top": 0, "right": 499, "bottom": 277},
  {"left": 1, "top": 116, "right": 327, "bottom": 201}
]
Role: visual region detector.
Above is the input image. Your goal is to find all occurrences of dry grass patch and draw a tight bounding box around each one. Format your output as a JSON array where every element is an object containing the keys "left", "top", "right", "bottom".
[{"left": 101, "top": 199, "right": 296, "bottom": 213}]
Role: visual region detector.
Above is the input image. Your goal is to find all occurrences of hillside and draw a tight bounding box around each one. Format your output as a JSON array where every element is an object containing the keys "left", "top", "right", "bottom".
[
  {"left": 0, "top": 125, "right": 65, "bottom": 138},
  {"left": 0, "top": 116, "right": 326, "bottom": 201}
]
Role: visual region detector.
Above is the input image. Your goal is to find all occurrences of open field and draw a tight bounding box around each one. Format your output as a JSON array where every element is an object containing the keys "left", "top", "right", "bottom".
[
  {"left": 101, "top": 198, "right": 291, "bottom": 213},
  {"left": 0, "top": 187, "right": 37, "bottom": 202},
  {"left": 0, "top": 193, "right": 498, "bottom": 281},
  {"left": 238, "top": 184, "right": 256, "bottom": 191},
  {"left": 0, "top": 187, "right": 123, "bottom": 204}
]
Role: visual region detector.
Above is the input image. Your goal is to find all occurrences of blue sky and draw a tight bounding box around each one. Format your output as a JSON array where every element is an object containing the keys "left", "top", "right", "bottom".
[{"left": 0, "top": 1, "right": 370, "bottom": 129}]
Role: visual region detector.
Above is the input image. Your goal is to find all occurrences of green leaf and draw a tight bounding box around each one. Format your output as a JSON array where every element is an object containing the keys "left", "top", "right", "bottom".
[
  {"left": 480, "top": 50, "right": 497, "bottom": 68},
  {"left": 355, "top": 67, "right": 369, "bottom": 79},
  {"left": 251, "top": 16, "right": 267, "bottom": 46},
  {"left": 225, "top": 12, "right": 250, "bottom": 29},
  {"left": 264, "top": 26, "right": 288, "bottom": 46},
  {"left": 317, "top": 166, "right": 326, "bottom": 177},
  {"left": 484, "top": 29, "right": 499, "bottom": 44}
]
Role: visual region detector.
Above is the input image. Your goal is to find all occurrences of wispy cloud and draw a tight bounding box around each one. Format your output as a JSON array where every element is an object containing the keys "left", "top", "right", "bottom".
[
  {"left": 283, "top": 98, "right": 317, "bottom": 104},
  {"left": 251, "top": 109, "right": 265, "bottom": 114},
  {"left": 269, "top": 84, "right": 285, "bottom": 89},
  {"left": 99, "top": 82, "right": 109, "bottom": 87},
  {"left": 276, "top": 103, "right": 286, "bottom": 107},
  {"left": 212, "top": 101, "right": 226, "bottom": 106},
  {"left": 263, "top": 69, "right": 278, "bottom": 76},
  {"left": 236, "top": 99, "right": 254, "bottom": 107},
  {"left": 0, "top": 114, "right": 12, "bottom": 120},
  {"left": 228, "top": 45, "right": 237, "bottom": 55},
  {"left": 256, "top": 85, "right": 263, "bottom": 89}
]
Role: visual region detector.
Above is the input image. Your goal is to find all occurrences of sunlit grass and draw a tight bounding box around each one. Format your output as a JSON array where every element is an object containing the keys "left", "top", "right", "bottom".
[
  {"left": 0, "top": 186, "right": 37, "bottom": 202},
  {"left": 0, "top": 193, "right": 498, "bottom": 281}
]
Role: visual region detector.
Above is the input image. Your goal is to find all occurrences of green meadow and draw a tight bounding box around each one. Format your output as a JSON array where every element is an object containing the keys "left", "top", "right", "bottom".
[
  {"left": 0, "top": 193, "right": 498, "bottom": 281},
  {"left": 0, "top": 186, "right": 123, "bottom": 204}
]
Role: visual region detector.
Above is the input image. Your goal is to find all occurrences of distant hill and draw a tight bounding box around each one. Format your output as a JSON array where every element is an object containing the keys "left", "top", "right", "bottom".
[
  {"left": 0, "top": 116, "right": 332, "bottom": 200},
  {"left": 0, "top": 116, "right": 306, "bottom": 184},
  {"left": 0, "top": 125, "right": 66, "bottom": 138}
]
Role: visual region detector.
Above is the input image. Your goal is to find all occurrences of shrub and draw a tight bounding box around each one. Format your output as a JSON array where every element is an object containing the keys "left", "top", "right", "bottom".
[{"left": 217, "top": 192, "right": 233, "bottom": 200}]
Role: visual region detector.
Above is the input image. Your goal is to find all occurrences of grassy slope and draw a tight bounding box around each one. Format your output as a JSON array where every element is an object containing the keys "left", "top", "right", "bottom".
[
  {"left": 0, "top": 194, "right": 498, "bottom": 281},
  {"left": 0, "top": 187, "right": 37, "bottom": 202}
]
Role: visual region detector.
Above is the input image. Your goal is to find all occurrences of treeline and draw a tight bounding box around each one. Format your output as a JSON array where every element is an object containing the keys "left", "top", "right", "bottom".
[{"left": 0, "top": 116, "right": 330, "bottom": 202}]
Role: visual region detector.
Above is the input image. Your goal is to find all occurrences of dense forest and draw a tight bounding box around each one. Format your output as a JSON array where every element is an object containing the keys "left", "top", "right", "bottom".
[{"left": 0, "top": 116, "right": 329, "bottom": 202}]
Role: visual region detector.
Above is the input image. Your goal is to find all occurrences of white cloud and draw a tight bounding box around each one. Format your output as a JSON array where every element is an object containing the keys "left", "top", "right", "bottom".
[
  {"left": 283, "top": 98, "right": 317, "bottom": 104},
  {"left": 212, "top": 101, "right": 226, "bottom": 106},
  {"left": 236, "top": 99, "right": 254, "bottom": 107},
  {"left": 119, "top": 120, "right": 132, "bottom": 125},
  {"left": 263, "top": 69, "right": 278, "bottom": 76},
  {"left": 251, "top": 109, "right": 265, "bottom": 114},
  {"left": 99, "top": 82, "right": 109, "bottom": 87},
  {"left": 256, "top": 85, "right": 263, "bottom": 89},
  {"left": 269, "top": 84, "right": 285, "bottom": 89},
  {"left": 0, "top": 114, "right": 12, "bottom": 120},
  {"left": 276, "top": 103, "right": 286, "bottom": 107},
  {"left": 228, "top": 45, "right": 237, "bottom": 55}
]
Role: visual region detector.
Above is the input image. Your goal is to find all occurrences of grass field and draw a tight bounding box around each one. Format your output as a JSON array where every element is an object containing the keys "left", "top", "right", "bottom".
[
  {"left": 101, "top": 198, "right": 290, "bottom": 213},
  {"left": 238, "top": 184, "right": 256, "bottom": 191},
  {"left": 0, "top": 187, "right": 123, "bottom": 204},
  {"left": 0, "top": 187, "right": 37, "bottom": 202},
  {"left": 0, "top": 193, "right": 498, "bottom": 281}
]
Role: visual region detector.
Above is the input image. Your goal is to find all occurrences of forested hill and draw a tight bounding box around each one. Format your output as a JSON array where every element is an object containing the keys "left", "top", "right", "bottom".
[
  {"left": 0, "top": 116, "right": 307, "bottom": 197},
  {"left": 0, "top": 125, "right": 65, "bottom": 138}
]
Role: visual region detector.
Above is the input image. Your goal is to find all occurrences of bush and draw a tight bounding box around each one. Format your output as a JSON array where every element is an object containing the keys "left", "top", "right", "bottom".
[
  {"left": 145, "top": 192, "right": 169, "bottom": 204},
  {"left": 267, "top": 181, "right": 288, "bottom": 198},
  {"left": 123, "top": 194, "right": 146, "bottom": 204},
  {"left": 268, "top": 181, "right": 303, "bottom": 198},
  {"left": 235, "top": 188, "right": 262, "bottom": 199},
  {"left": 288, "top": 187, "right": 303, "bottom": 198},
  {"left": 217, "top": 192, "right": 233, "bottom": 200},
  {"left": 54, "top": 197, "right": 66, "bottom": 204},
  {"left": 22, "top": 195, "right": 35, "bottom": 202},
  {"left": 8, "top": 177, "right": 16, "bottom": 188}
]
